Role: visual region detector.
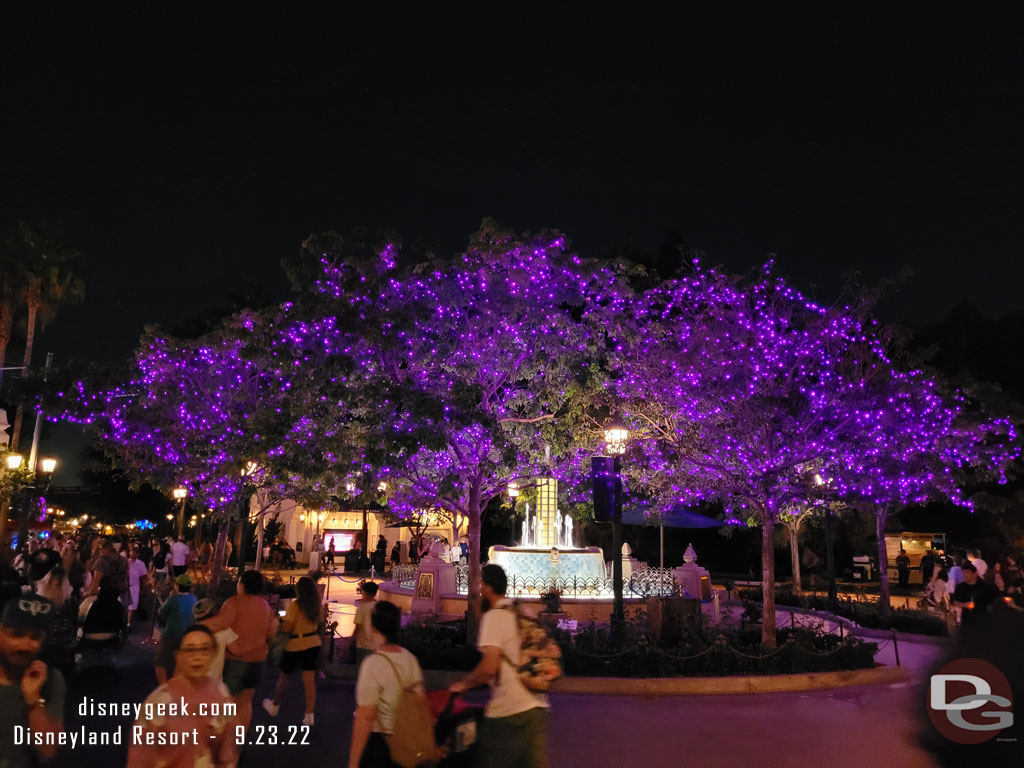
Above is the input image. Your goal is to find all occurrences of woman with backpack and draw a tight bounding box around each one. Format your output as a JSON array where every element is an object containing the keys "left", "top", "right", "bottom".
[{"left": 348, "top": 601, "right": 435, "bottom": 768}]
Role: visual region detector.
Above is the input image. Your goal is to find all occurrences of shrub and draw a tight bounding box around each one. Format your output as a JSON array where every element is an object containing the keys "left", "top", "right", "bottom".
[
  {"left": 400, "top": 619, "right": 480, "bottom": 671},
  {"left": 393, "top": 613, "right": 876, "bottom": 677}
]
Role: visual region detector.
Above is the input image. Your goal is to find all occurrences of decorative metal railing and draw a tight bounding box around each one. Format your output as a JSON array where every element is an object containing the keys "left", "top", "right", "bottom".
[
  {"left": 390, "top": 564, "right": 418, "bottom": 589},
  {"left": 392, "top": 561, "right": 679, "bottom": 598}
]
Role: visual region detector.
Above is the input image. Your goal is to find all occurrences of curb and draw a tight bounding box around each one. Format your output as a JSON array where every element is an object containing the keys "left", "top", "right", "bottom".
[
  {"left": 744, "top": 602, "right": 952, "bottom": 646},
  {"left": 324, "top": 662, "right": 909, "bottom": 696}
]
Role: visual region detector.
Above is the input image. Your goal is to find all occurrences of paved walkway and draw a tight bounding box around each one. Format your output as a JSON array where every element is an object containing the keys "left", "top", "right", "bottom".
[{"left": 48, "top": 572, "right": 946, "bottom": 767}]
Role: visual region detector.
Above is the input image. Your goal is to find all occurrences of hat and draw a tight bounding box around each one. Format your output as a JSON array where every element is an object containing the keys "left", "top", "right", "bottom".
[
  {"left": 28, "top": 549, "right": 60, "bottom": 582},
  {"left": 193, "top": 598, "right": 216, "bottom": 620},
  {"left": 0, "top": 595, "right": 55, "bottom": 632},
  {"left": 175, "top": 573, "right": 192, "bottom": 588}
]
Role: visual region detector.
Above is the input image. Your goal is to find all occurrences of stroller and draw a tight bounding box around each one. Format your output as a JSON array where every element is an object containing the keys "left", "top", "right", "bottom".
[{"left": 428, "top": 691, "right": 483, "bottom": 767}]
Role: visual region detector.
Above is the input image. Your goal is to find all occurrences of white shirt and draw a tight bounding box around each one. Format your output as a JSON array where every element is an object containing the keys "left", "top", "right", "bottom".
[
  {"left": 355, "top": 648, "right": 424, "bottom": 734},
  {"left": 946, "top": 564, "right": 964, "bottom": 592},
  {"left": 128, "top": 558, "right": 148, "bottom": 588},
  {"left": 170, "top": 541, "right": 190, "bottom": 567},
  {"left": 477, "top": 599, "right": 548, "bottom": 718}
]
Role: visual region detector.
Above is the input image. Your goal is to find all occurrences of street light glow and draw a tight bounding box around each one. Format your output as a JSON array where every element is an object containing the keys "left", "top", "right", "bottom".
[
  {"left": 41, "top": 458, "right": 57, "bottom": 474},
  {"left": 6, "top": 454, "right": 23, "bottom": 470},
  {"left": 604, "top": 418, "right": 629, "bottom": 455}
]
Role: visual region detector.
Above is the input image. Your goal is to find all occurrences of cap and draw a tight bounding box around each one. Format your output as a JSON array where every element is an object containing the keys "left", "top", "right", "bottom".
[
  {"left": 175, "top": 573, "right": 192, "bottom": 588},
  {"left": 192, "top": 598, "right": 216, "bottom": 620},
  {"left": 0, "top": 595, "right": 55, "bottom": 632}
]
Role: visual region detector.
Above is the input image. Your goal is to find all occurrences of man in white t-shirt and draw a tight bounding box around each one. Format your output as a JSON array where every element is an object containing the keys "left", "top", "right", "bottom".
[
  {"left": 169, "top": 537, "right": 190, "bottom": 577},
  {"left": 450, "top": 564, "right": 548, "bottom": 768}
]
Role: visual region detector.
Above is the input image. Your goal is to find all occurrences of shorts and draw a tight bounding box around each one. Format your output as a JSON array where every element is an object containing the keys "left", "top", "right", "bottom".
[
  {"left": 154, "top": 636, "right": 178, "bottom": 669},
  {"left": 223, "top": 658, "right": 265, "bottom": 694},
  {"left": 478, "top": 708, "right": 548, "bottom": 768},
  {"left": 280, "top": 646, "right": 320, "bottom": 673}
]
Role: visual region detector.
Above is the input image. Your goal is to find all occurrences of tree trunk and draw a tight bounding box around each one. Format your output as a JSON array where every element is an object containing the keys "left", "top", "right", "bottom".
[
  {"left": 761, "top": 511, "right": 777, "bottom": 647},
  {"left": 22, "top": 299, "right": 38, "bottom": 370},
  {"left": 876, "top": 509, "right": 891, "bottom": 617},
  {"left": 210, "top": 516, "right": 231, "bottom": 591},
  {"left": 255, "top": 512, "right": 265, "bottom": 571},
  {"left": 10, "top": 298, "right": 39, "bottom": 450},
  {"left": 787, "top": 523, "right": 802, "bottom": 596},
  {"left": 466, "top": 477, "right": 483, "bottom": 644},
  {"left": 0, "top": 300, "right": 12, "bottom": 390},
  {"left": 0, "top": 492, "right": 10, "bottom": 558}
]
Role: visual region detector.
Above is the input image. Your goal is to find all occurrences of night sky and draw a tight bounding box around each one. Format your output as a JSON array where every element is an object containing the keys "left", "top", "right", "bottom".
[{"left": 2, "top": 5, "right": 1023, "bottom": 484}]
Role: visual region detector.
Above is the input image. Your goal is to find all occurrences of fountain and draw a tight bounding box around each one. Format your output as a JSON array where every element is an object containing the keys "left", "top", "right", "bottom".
[
  {"left": 392, "top": 477, "right": 679, "bottom": 616},
  {"left": 488, "top": 482, "right": 607, "bottom": 590}
]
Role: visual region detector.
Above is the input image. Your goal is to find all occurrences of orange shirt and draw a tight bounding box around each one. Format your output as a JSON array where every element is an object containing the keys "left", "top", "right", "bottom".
[{"left": 207, "top": 593, "right": 277, "bottom": 662}]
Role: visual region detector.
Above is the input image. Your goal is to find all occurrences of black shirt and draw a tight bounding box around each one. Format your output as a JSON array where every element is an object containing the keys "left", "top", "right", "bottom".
[{"left": 952, "top": 579, "right": 1000, "bottom": 622}]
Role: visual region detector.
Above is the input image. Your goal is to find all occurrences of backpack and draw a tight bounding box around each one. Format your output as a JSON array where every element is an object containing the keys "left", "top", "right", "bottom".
[
  {"left": 375, "top": 652, "right": 438, "bottom": 768},
  {"left": 499, "top": 604, "right": 563, "bottom": 692}
]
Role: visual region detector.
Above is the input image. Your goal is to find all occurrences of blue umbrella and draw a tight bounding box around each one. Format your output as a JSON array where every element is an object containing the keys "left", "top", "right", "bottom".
[{"left": 621, "top": 505, "right": 727, "bottom": 528}]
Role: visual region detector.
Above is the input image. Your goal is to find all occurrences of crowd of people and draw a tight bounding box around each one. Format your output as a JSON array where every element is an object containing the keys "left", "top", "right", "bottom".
[
  {"left": 1, "top": 523, "right": 549, "bottom": 768},
  {"left": 909, "top": 546, "right": 1024, "bottom": 626}
]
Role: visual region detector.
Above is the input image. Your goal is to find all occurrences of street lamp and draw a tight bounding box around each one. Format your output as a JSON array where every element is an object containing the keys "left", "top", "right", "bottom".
[
  {"left": 592, "top": 417, "right": 629, "bottom": 633},
  {"left": 173, "top": 487, "right": 188, "bottom": 538},
  {"left": 15, "top": 456, "right": 56, "bottom": 548}
]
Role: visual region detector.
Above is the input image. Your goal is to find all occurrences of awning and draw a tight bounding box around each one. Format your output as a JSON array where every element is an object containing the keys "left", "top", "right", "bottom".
[{"left": 620, "top": 505, "right": 727, "bottom": 528}]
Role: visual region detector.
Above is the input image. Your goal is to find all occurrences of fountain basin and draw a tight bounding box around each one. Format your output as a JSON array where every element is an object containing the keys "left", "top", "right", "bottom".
[{"left": 488, "top": 545, "right": 606, "bottom": 584}]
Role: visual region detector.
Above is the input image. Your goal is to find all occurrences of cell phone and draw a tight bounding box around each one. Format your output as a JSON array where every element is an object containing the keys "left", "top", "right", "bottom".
[{"left": 278, "top": 610, "right": 287, "bottom": 616}]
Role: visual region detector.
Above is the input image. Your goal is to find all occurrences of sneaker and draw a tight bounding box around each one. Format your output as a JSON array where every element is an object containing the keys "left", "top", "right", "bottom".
[
  {"left": 301, "top": 712, "right": 314, "bottom": 727},
  {"left": 262, "top": 699, "right": 280, "bottom": 717}
]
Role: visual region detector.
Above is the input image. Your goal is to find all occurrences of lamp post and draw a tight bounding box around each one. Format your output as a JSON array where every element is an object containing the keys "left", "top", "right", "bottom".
[
  {"left": 15, "top": 456, "right": 56, "bottom": 550},
  {"left": 173, "top": 487, "right": 188, "bottom": 539},
  {"left": 592, "top": 418, "right": 628, "bottom": 634}
]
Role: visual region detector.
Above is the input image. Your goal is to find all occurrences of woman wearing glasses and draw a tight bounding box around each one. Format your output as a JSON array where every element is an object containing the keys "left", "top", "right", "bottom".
[{"left": 127, "top": 625, "right": 238, "bottom": 768}]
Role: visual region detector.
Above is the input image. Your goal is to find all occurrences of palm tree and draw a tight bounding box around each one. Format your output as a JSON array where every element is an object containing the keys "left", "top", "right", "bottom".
[
  {"left": 0, "top": 232, "right": 24, "bottom": 390},
  {"left": 8, "top": 221, "right": 84, "bottom": 449}
]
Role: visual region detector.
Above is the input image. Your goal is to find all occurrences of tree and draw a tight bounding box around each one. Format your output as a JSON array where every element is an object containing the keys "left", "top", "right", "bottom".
[
  {"left": 8, "top": 221, "right": 85, "bottom": 448},
  {"left": 824, "top": 368, "right": 1020, "bottom": 614},
  {"left": 777, "top": 502, "right": 822, "bottom": 596},
  {"left": 58, "top": 313, "right": 291, "bottom": 586},
  {"left": 0, "top": 448, "right": 35, "bottom": 555},
  {"left": 605, "top": 262, "right": 903, "bottom": 646},
  {"left": 282, "top": 220, "right": 612, "bottom": 636}
]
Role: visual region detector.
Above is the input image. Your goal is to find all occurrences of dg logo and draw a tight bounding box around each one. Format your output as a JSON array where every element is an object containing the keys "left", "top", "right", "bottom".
[{"left": 928, "top": 658, "right": 1014, "bottom": 744}]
